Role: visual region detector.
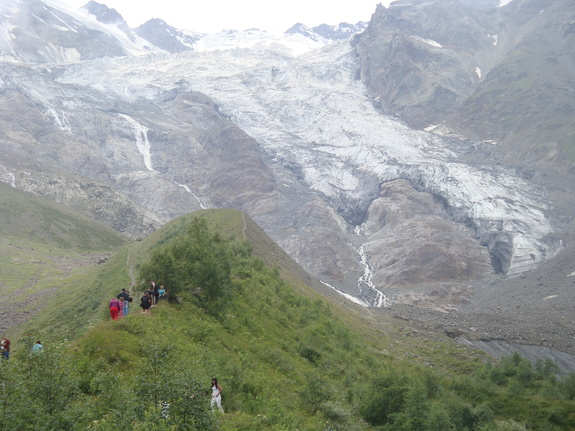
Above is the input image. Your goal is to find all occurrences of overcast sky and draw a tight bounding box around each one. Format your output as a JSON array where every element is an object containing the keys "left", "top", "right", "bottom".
[{"left": 58, "top": 0, "right": 393, "bottom": 34}]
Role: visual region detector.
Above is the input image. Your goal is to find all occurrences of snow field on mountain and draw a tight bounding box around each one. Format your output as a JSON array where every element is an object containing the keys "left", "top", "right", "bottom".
[{"left": 56, "top": 34, "right": 555, "bottom": 276}]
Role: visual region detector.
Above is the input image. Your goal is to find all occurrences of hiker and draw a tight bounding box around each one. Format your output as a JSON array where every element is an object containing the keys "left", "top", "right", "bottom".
[
  {"left": 158, "top": 285, "right": 166, "bottom": 300},
  {"left": 109, "top": 297, "right": 122, "bottom": 320},
  {"left": 161, "top": 400, "right": 170, "bottom": 419},
  {"left": 117, "top": 288, "right": 131, "bottom": 302},
  {"left": 31, "top": 341, "right": 43, "bottom": 354},
  {"left": 210, "top": 378, "right": 224, "bottom": 412},
  {"left": 123, "top": 292, "right": 131, "bottom": 316},
  {"left": 146, "top": 282, "right": 155, "bottom": 304},
  {"left": 140, "top": 291, "right": 152, "bottom": 314},
  {"left": 118, "top": 296, "right": 125, "bottom": 318},
  {"left": 153, "top": 283, "right": 160, "bottom": 305},
  {"left": 118, "top": 287, "right": 133, "bottom": 316},
  {"left": 1, "top": 336, "right": 10, "bottom": 360}
]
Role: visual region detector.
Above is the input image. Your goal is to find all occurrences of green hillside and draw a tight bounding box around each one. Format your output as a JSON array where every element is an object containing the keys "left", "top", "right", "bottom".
[
  {"left": 0, "top": 182, "right": 128, "bottom": 338},
  {"left": 1, "top": 207, "right": 574, "bottom": 430},
  {"left": 0, "top": 182, "right": 127, "bottom": 250}
]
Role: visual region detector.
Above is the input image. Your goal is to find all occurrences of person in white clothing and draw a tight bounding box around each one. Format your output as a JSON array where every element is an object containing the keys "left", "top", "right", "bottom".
[{"left": 210, "top": 378, "right": 224, "bottom": 413}]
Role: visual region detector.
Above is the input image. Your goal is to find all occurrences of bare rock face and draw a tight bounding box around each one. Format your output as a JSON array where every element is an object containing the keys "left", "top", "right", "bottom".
[
  {"left": 363, "top": 179, "right": 443, "bottom": 232},
  {"left": 354, "top": 0, "right": 575, "bottom": 215},
  {"left": 451, "top": 0, "right": 575, "bottom": 175},
  {"left": 282, "top": 199, "right": 363, "bottom": 288},
  {"left": 368, "top": 216, "right": 489, "bottom": 285},
  {"left": 362, "top": 180, "right": 492, "bottom": 310},
  {"left": 353, "top": 0, "right": 493, "bottom": 128},
  {"left": 199, "top": 119, "right": 279, "bottom": 211}
]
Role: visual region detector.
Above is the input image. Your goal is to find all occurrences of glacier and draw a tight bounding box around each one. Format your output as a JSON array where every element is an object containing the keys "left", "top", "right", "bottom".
[{"left": 51, "top": 33, "right": 558, "bottom": 301}]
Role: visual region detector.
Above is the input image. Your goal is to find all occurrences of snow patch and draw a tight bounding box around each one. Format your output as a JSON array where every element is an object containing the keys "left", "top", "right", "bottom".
[
  {"left": 32, "top": 14, "right": 48, "bottom": 25},
  {"left": 48, "top": 8, "right": 79, "bottom": 32},
  {"left": 0, "top": 165, "right": 16, "bottom": 187},
  {"left": 320, "top": 281, "right": 370, "bottom": 307},
  {"left": 0, "top": 22, "right": 18, "bottom": 42},
  {"left": 424, "top": 124, "right": 440, "bottom": 132},
  {"left": 54, "top": 25, "right": 72, "bottom": 32},
  {"left": 488, "top": 33, "right": 498, "bottom": 46},
  {"left": 411, "top": 35, "right": 442, "bottom": 48},
  {"left": 38, "top": 42, "right": 81, "bottom": 63},
  {"left": 475, "top": 67, "right": 482, "bottom": 79}
]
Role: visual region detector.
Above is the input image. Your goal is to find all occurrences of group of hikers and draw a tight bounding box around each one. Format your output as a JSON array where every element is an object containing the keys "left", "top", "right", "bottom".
[
  {"left": 0, "top": 337, "right": 44, "bottom": 360},
  {"left": 139, "top": 280, "right": 168, "bottom": 314},
  {"left": 108, "top": 282, "right": 224, "bottom": 413},
  {"left": 109, "top": 280, "right": 168, "bottom": 320}
]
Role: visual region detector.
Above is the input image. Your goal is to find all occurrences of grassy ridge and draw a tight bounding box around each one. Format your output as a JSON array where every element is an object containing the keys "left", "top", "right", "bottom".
[{"left": 3, "top": 207, "right": 575, "bottom": 430}]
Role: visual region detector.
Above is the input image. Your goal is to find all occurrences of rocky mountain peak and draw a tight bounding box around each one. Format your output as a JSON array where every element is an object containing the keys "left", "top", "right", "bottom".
[
  {"left": 0, "top": 0, "right": 164, "bottom": 62},
  {"left": 311, "top": 22, "right": 368, "bottom": 40},
  {"left": 83, "top": 0, "right": 125, "bottom": 25},
  {"left": 134, "top": 18, "right": 200, "bottom": 53},
  {"left": 285, "top": 21, "right": 366, "bottom": 41},
  {"left": 285, "top": 23, "right": 322, "bottom": 40}
]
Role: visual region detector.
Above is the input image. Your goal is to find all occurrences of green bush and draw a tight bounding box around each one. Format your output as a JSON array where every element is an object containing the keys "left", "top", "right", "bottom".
[
  {"left": 138, "top": 218, "right": 242, "bottom": 315},
  {"left": 359, "top": 370, "right": 410, "bottom": 426},
  {"left": 560, "top": 373, "right": 575, "bottom": 400}
]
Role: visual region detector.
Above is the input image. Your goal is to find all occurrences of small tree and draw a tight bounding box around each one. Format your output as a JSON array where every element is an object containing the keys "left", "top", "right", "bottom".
[
  {"left": 138, "top": 218, "right": 237, "bottom": 314},
  {"left": 0, "top": 360, "right": 32, "bottom": 430}
]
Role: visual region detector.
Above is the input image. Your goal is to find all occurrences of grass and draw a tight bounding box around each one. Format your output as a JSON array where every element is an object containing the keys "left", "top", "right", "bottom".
[
  {"left": 2, "top": 205, "right": 574, "bottom": 430},
  {"left": 0, "top": 183, "right": 127, "bottom": 341}
]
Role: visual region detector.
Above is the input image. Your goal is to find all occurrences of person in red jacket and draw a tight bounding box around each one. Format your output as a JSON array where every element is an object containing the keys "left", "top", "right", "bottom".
[
  {"left": 109, "top": 297, "right": 122, "bottom": 320},
  {"left": 1, "top": 336, "right": 10, "bottom": 360}
]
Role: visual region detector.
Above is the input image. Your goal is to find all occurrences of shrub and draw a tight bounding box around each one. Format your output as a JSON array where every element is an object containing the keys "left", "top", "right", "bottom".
[
  {"left": 138, "top": 218, "right": 242, "bottom": 315},
  {"left": 559, "top": 373, "right": 575, "bottom": 400},
  {"left": 359, "top": 370, "right": 410, "bottom": 426}
]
